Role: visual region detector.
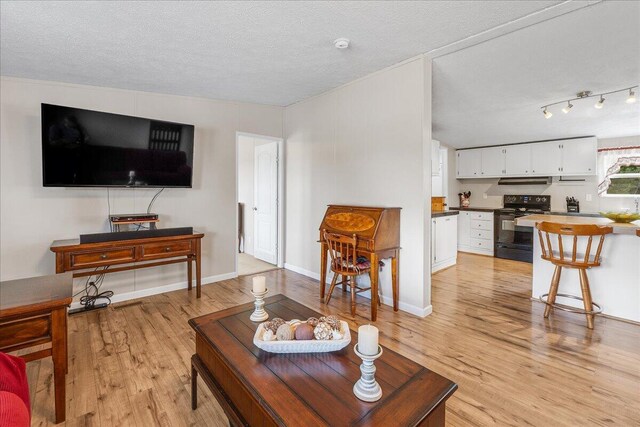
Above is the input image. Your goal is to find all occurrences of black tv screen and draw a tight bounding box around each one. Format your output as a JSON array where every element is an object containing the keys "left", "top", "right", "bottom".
[{"left": 42, "top": 104, "right": 194, "bottom": 187}]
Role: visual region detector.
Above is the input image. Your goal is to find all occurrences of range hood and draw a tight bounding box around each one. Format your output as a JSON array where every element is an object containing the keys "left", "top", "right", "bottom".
[{"left": 498, "top": 176, "right": 552, "bottom": 185}]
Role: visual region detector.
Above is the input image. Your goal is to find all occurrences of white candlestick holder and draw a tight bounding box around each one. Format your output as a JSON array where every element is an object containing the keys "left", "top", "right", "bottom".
[
  {"left": 353, "top": 344, "right": 383, "bottom": 402},
  {"left": 250, "top": 289, "right": 269, "bottom": 322}
]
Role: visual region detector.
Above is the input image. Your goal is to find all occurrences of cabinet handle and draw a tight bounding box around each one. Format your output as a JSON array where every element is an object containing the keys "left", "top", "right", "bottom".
[
  {"left": 100, "top": 254, "right": 107, "bottom": 259},
  {"left": 165, "top": 247, "right": 172, "bottom": 252}
]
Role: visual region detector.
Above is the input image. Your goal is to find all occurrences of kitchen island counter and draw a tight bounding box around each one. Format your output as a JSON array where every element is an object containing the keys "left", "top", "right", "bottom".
[
  {"left": 516, "top": 214, "right": 640, "bottom": 323},
  {"left": 516, "top": 214, "right": 639, "bottom": 234}
]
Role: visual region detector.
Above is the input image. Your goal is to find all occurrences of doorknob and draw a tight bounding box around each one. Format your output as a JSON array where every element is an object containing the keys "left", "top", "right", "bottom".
[{"left": 253, "top": 207, "right": 258, "bottom": 211}]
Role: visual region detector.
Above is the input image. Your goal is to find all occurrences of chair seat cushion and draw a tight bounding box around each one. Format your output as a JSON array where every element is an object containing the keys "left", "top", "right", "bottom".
[{"left": 333, "top": 257, "right": 371, "bottom": 272}]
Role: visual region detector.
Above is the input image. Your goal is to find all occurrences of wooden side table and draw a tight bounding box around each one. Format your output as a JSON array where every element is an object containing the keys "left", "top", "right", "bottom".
[{"left": 0, "top": 272, "right": 73, "bottom": 424}]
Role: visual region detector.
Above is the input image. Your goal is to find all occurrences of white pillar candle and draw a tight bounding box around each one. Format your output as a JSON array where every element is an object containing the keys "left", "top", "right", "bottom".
[
  {"left": 358, "top": 324, "right": 379, "bottom": 356},
  {"left": 252, "top": 276, "right": 266, "bottom": 293}
]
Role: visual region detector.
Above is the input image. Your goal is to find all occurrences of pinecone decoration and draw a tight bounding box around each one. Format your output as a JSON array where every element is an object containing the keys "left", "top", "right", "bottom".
[
  {"left": 270, "top": 318, "right": 286, "bottom": 332},
  {"left": 261, "top": 320, "right": 277, "bottom": 334},
  {"left": 306, "top": 317, "right": 319, "bottom": 327},
  {"left": 320, "top": 315, "right": 340, "bottom": 331},
  {"left": 313, "top": 322, "right": 333, "bottom": 340}
]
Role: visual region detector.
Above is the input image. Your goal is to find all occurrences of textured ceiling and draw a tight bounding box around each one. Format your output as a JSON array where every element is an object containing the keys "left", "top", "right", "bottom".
[
  {"left": 0, "top": 0, "right": 562, "bottom": 106},
  {"left": 433, "top": 1, "right": 640, "bottom": 148}
]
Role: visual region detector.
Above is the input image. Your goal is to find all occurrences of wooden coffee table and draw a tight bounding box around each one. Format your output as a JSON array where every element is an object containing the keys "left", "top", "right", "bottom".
[{"left": 189, "top": 294, "right": 457, "bottom": 426}]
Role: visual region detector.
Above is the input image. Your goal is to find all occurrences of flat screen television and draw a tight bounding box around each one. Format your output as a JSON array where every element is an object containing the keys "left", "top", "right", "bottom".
[{"left": 42, "top": 103, "right": 194, "bottom": 187}]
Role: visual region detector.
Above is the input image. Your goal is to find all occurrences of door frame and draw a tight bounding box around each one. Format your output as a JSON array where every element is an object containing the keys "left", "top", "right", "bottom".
[{"left": 235, "top": 132, "right": 285, "bottom": 274}]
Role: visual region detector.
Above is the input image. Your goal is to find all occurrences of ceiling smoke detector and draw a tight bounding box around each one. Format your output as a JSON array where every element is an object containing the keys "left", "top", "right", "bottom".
[{"left": 334, "top": 38, "right": 350, "bottom": 49}]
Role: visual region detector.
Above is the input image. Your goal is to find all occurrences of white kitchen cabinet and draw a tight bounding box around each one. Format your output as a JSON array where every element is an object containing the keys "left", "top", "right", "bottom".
[
  {"left": 456, "top": 137, "right": 597, "bottom": 178},
  {"left": 504, "top": 144, "right": 531, "bottom": 175},
  {"left": 457, "top": 211, "right": 470, "bottom": 247},
  {"left": 432, "top": 215, "right": 458, "bottom": 273},
  {"left": 561, "top": 137, "right": 597, "bottom": 175},
  {"left": 481, "top": 147, "right": 506, "bottom": 177},
  {"left": 456, "top": 149, "right": 482, "bottom": 178},
  {"left": 531, "top": 141, "right": 563, "bottom": 175},
  {"left": 457, "top": 210, "right": 494, "bottom": 256}
]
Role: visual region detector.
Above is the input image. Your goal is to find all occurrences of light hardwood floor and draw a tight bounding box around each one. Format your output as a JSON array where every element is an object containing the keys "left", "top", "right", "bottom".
[{"left": 26, "top": 253, "right": 640, "bottom": 426}]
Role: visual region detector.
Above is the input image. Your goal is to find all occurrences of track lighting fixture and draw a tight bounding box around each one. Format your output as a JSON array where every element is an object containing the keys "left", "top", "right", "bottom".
[{"left": 539, "top": 85, "right": 637, "bottom": 117}]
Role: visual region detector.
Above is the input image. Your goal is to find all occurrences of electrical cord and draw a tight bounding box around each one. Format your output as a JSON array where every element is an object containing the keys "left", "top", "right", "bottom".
[
  {"left": 147, "top": 188, "right": 165, "bottom": 214},
  {"left": 74, "top": 266, "right": 114, "bottom": 309}
]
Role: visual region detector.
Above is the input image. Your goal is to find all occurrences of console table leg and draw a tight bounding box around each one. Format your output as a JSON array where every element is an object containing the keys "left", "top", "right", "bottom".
[
  {"left": 187, "top": 257, "right": 193, "bottom": 291},
  {"left": 191, "top": 360, "right": 198, "bottom": 410},
  {"left": 196, "top": 239, "right": 202, "bottom": 298}
]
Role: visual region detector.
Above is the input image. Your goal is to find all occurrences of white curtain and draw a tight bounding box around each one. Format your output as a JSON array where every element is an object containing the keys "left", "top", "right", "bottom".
[{"left": 597, "top": 147, "right": 640, "bottom": 194}]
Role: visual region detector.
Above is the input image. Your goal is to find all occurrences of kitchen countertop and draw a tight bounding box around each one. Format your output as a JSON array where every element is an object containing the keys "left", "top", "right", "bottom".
[
  {"left": 432, "top": 210, "right": 459, "bottom": 218},
  {"left": 516, "top": 214, "right": 640, "bottom": 235},
  {"left": 449, "top": 207, "right": 500, "bottom": 212}
]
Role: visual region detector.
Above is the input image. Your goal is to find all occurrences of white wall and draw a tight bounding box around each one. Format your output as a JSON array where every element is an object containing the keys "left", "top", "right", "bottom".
[
  {"left": 450, "top": 136, "right": 640, "bottom": 212},
  {"left": 0, "top": 77, "right": 283, "bottom": 301},
  {"left": 283, "top": 57, "right": 433, "bottom": 316}
]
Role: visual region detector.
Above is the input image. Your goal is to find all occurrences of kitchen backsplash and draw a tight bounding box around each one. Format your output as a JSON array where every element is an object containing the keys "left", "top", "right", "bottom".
[{"left": 451, "top": 176, "right": 636, "bottom": 212}]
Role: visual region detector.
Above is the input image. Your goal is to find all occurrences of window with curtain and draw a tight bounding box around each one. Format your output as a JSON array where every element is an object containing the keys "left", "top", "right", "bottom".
[{"left": 597, "top": 147, "right": 640, "bottom": 196}]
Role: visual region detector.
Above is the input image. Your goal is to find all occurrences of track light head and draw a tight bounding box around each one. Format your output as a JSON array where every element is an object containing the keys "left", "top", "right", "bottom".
[
  {"left": 561, "top": 101, "right": 573, "bottom": 114},
  {"left": 595, "top": 96, "right": 605, "bottom": 109},
  {"left": 543, "top": 107, "right": 552, "bottom": 119},
  {"left": 627, "top": 88, "right": 637, "bottom": 104}
]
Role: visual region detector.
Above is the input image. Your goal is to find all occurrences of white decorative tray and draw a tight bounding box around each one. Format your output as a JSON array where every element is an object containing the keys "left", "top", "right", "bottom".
[{"left": 253, "top": 319, "right": 351, "bottom": 353}]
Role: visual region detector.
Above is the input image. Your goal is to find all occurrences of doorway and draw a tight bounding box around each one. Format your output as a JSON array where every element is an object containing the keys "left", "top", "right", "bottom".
[{"left": 236, "top": 132, "right": 284, "bottom": 276}]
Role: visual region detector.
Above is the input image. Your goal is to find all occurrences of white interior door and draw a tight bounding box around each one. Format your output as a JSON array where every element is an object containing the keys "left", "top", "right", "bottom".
[{"left": 253, "top": 142, "right": 278, "bottom": 264}]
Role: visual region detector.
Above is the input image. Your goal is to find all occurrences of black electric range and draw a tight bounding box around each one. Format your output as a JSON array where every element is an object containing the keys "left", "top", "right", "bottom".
[{"left": 495, "top": 195, "right": 551, "bottom": 263}]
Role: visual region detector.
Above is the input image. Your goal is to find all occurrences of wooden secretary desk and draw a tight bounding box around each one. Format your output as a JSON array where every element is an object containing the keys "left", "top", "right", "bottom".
[{"left": 319, "top": 205, "right": 401, "bottom": 321}]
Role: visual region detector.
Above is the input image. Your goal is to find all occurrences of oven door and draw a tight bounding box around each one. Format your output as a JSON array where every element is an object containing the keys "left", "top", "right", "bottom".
[{"left": 496, "top": 212, "right": 533, "bottom": 248}]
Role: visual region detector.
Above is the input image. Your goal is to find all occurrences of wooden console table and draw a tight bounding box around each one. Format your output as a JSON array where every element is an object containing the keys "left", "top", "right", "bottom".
[
  {"left": 0, "top": 272, "right": 73, "bottom": 424},
  {"left": 50, "top": 232, "right": 204, "bottom": 297},
  {"left": 189, "top": 295, "right": 457, "bottom": 426}
]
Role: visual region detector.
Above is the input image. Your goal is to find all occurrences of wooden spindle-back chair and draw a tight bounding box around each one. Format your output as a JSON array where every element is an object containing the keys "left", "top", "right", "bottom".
[
  {"left": 535, "top": 222, "right": 613, "bottom": 329},
  {"left": 322, "top": 230, "right": 379, "bottom": 317}
]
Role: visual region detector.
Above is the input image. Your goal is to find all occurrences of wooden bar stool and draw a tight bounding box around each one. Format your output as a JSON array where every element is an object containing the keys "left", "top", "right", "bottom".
[
  {"left": 535, "top": 222, "right": 613, "bottom": 329},
  {"left": 322, "top": 230, "right": 380, "bottom": 318}
]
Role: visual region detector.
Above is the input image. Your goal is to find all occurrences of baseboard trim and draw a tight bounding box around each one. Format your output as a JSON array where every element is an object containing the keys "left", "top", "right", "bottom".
[
  {"left": 283, "top": 263, "right": 328, "bottom": 284},
  {"left": 70, "top": 272, "right": 238, "bottom": 310},
  {"left": 283, "top": 263, "right": 432, "bottom": 318}
]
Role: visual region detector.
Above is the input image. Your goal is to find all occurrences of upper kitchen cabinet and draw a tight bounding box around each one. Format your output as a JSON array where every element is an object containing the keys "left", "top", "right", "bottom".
[
  {"left": 481, "top": 146, "right": 506, "bottom": 177},
  {"left": 457, "top": 137, "right": 597, "bottom": 178},
  {"left": 530, "top": 141, "right": 563, "bottom": 175},
  {"left": 456, "top": 149, "right": 482, "bottom": 178},
  {"left": 504, "top": 144, "right": 532, "bottom": 175},
  {"left": 560, "top": 137, "right": 597, "bottom": 175}
]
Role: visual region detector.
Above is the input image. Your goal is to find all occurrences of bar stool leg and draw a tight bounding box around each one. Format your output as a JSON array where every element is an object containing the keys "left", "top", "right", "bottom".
[
  {"left": 578, "top": 269, "right": 595, "bottom": 329},
  {"left": 544, "top": 266, "right": 562, "bottom": 318}
]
